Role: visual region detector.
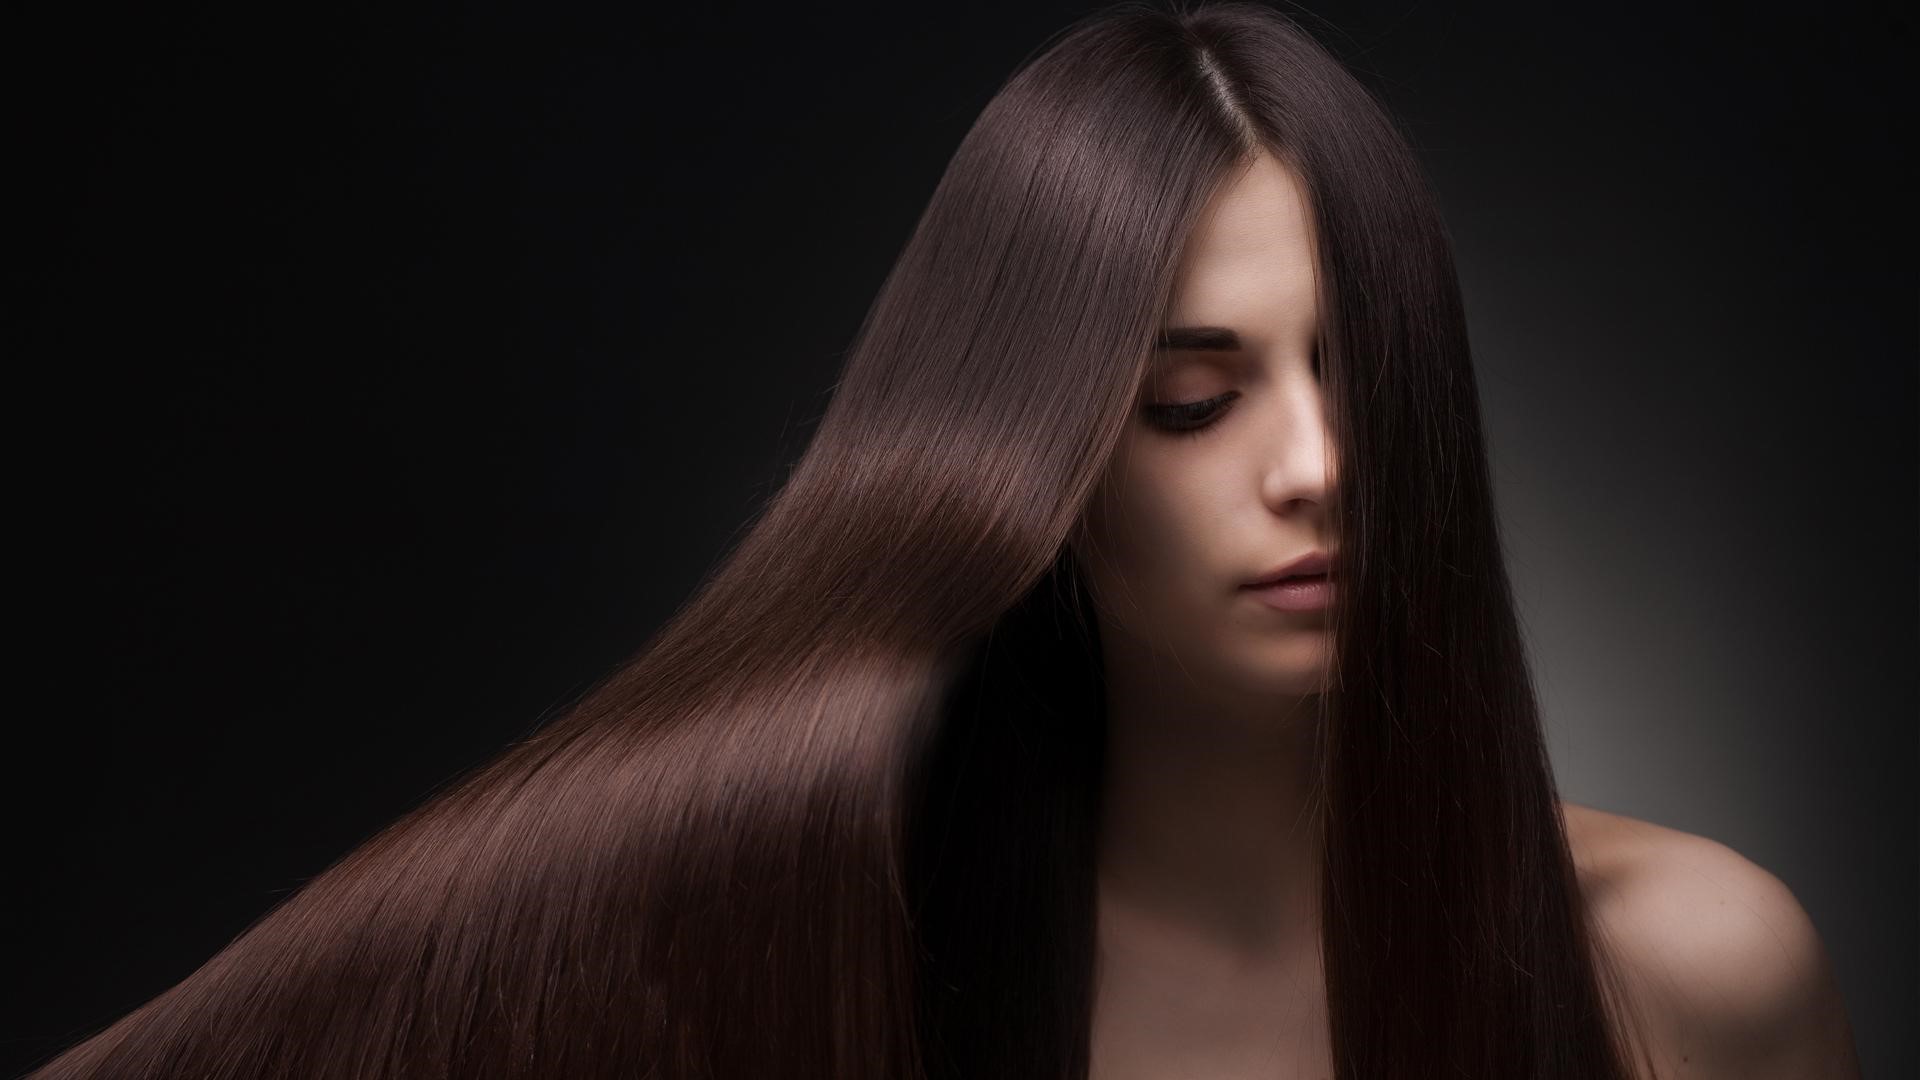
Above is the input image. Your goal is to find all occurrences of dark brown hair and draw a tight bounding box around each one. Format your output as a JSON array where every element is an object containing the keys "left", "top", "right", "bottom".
[{"left": 30, "top": 2, "right": 1660, "bottom": 1077}]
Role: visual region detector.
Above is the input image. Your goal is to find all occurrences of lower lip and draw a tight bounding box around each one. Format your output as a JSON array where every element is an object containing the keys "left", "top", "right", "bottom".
[{"left": 1243, "top": 574, "right": 1333, "bottom": 612}]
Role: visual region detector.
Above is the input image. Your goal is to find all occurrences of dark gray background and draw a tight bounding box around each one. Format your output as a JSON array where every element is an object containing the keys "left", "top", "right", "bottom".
[{"left": 9, "top": 1, "right": 1913, "bottom": 1076}]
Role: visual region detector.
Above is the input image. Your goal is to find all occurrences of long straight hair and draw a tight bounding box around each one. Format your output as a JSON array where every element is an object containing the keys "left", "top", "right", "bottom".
[{"left": 30, "top": 3, "right": 1660, "bottom": 1077}]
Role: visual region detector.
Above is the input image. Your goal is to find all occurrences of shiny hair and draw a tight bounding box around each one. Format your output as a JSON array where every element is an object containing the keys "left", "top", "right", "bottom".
[{"left": 30, "top": 2, "right": 1658, "bottom": 1077}]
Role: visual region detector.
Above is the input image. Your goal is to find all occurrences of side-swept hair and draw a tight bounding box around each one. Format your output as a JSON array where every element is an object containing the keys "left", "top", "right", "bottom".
[{"left": 30, "top": 3, "right": 1658, "bottom": 1077}]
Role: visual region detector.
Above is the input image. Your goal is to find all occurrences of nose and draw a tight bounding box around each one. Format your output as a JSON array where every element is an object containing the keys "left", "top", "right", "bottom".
[{"left": 1257, "top": 371, "right": 1337, "bottom": 515}]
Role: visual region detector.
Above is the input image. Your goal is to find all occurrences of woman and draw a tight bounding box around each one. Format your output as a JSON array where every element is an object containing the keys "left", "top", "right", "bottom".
[{"left": 29, "top": 2, "right": 1859, "bottom": 1078}]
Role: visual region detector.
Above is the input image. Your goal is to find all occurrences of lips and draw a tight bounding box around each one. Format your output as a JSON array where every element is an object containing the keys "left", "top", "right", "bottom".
[
  {"left": 1242, "top": 568, "right": 1335, "bottom": 612},
  {"left": 1243, "top": 550, "right": 1334, "bottom": 589}
]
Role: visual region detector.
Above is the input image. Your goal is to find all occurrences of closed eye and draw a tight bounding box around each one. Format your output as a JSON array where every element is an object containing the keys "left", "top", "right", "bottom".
[
  {"left": 1139, "top": 347, "right": 1315, "bottom": 437},
  {"left": 1141, "top": 391, "right": 1238, "bottom": 435}
]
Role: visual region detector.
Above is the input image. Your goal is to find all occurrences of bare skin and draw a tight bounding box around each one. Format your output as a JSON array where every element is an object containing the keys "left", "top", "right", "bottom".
[
  {"left": 1089, "top": 799, "right": 1620, "bottom": 1080},
  {"left": 1073, "top": 144, "right": 1333, "bottom": 974},
  {"left": 1091, "top": 801, "right": 1862, "bottom": 1080},
  {"left": 1074, "top": 146, "right": 1333, "bottom": 1078}
]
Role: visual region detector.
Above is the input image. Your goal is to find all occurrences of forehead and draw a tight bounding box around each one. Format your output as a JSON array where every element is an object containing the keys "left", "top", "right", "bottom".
[{"left": 1162, "top": 152, "right": 1319, "bottom": 339}]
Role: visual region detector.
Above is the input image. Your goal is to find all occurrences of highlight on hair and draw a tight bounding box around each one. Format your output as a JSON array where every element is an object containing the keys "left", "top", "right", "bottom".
[{"left": 29, "top": 2, "right": 1665, "bottom": 1077}]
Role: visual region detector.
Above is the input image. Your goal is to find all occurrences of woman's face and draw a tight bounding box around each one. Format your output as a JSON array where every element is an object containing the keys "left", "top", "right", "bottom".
[{"left": 1074, "top": 150, "right": 1338, "bottom": 700}]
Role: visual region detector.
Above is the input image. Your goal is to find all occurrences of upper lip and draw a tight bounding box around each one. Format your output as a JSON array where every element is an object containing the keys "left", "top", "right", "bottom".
[{"left": 1242, "top": 550, "right": 1334, "bottom": 587}]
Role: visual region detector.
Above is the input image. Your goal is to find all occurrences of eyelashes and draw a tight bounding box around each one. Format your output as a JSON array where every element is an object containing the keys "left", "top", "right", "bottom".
[
  {"left": 1141, "top": 391, "right": 1238, "bottom": 435},
  {"left": 1141, "top": 348, "right": 1322, "bottom": 438}
]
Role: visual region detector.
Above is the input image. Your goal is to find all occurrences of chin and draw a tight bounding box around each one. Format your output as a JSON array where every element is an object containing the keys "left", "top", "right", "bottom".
[{"left": 1235, "top": 639, "right": 1332, "bottom": 695}]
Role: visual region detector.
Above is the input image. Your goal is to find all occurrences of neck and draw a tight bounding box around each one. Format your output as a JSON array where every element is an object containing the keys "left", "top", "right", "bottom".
[{"left": 1094, "top": 629, "right": 1326, "bottom": 966}]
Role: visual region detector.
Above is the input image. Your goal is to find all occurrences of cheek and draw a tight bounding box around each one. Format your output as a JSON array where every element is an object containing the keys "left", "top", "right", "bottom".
[
  {"left": 1106, "top": 482, "right": 1197, "bottom": 570},
  {"left": 1085, "top": 453, "right": 1225, "bottom": 613}
]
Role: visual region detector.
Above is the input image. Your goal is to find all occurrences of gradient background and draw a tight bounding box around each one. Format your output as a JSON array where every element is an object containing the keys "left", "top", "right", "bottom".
[{"left": 9, "top": 1, "right": 1913, "bottom": 1076}]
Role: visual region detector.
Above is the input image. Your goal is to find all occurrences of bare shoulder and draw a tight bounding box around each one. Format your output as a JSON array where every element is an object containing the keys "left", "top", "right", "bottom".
[{"left": 1558, "top": 800, "right": 1861, "bottom": 1080}]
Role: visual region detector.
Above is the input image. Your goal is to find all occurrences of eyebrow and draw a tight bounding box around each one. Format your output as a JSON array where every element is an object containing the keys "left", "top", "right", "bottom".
[{"left": 1154, "top": 326, "right": 1243, "bottom": 352}]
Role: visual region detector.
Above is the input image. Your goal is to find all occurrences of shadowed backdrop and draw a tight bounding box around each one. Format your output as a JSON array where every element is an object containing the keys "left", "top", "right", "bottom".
[{"left": 9, "top": 1, "right": 1912, "bottom": 1076}]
